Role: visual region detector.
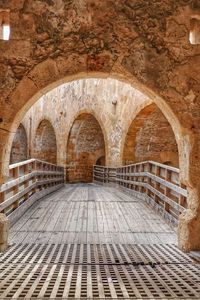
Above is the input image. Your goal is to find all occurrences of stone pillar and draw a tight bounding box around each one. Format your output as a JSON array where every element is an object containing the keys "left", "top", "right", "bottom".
[
  {"left": 178, "top": 133, "right": 200, "bottom": 251},
  {"left": 106, "top": 121, "right": 124, "bottom": 167},
  {"left": 179, "top": 188, "right": 200, "bottom": 251},
  {"left": 0, "top": 213, "right": 9, "bottom": 251}
]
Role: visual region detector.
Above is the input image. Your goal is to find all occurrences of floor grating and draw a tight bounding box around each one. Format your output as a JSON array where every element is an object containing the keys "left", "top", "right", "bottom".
[
  {"left": 0, "top": 244, "right": 199, "bottom": 299},
  {"left": 0, "top": 243, "right": 193, "bottom": 265}
]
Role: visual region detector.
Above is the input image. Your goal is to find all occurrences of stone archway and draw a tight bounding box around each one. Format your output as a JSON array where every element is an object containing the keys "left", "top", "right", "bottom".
[
  {"left": 66, "top": 113, "right": 106, "bottom": 183},
  {"left": 33, "top": 119, "right": 57, "bottom": 164},
  {"left": 1, "top": 0, "right": 200, "bottom": 251},
  {"left": 10, "top": 124, "right": 28, "bottom": 164},
  {"left": 1, "top": 67, "right": 199, "bottom": 250},
  {"left": 1, "top": 69, "right": 198, "bottom": 251},
  {"left": 123, "top": 103, "right": 179, "bottom": 167}
]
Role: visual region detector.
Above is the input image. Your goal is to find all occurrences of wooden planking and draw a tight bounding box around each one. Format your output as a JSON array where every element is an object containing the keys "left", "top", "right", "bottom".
[{"left": 9, "top": 183, "right": 177, "bottom": 245}]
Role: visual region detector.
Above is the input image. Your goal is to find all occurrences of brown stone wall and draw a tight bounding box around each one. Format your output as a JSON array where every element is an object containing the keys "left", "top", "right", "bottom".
[
  {"left": 67, "top": 113, "right": 105, "bottom": 183},
  {"left": 0, "top": 1, "right": 200, "bottom": 250},
  {"left": 10, "top": 124, "right": 28, "bottom": 164},
  {"left": 21, "top": 78, "right": 150, "bottom": 168},
  {"left": 33, "top": 119, "right": 57, "bottom": 164},
  {"left": 123, "top": 104, "right": 179, "bottom": 167}
]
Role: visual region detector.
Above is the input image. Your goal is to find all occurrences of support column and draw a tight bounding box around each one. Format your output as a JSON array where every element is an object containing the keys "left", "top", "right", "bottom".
[
  {"left": 0, "top": 213, "right": 9, "bottom": 251},
  {"left": 178, "top": 133, "right": 200, "bottom": 251}
]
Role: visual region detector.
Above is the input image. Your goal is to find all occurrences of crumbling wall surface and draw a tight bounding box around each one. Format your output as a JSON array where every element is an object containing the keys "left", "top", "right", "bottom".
[
  {"left": 123, "top": 104, "right": 179, "bottom": 167},
  {"left": 22, "top": 78, "right": 150, "bottom": 168},
  {"left": 10, "top": 124, "right": 28, "bottom": 164},
  {"left": 33, "top": 119, "right": 57, "bottom": 164},
  {"left": 67, "top": 113, "right": 105, "bottom": 182}
]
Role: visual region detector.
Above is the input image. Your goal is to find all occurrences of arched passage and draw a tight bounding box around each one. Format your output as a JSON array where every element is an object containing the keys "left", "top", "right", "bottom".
[
  {"left": 10, "top": 124, "right": 28, "bottom": 164},
  {"left": 33, "top": 119, "right": 57, "bottom": 164},
  {"left": 66, "top": 113, "right": 106, "bottom": 183},
  {"left": 123, "top": 103, "right": 179, "bottom": 167}
]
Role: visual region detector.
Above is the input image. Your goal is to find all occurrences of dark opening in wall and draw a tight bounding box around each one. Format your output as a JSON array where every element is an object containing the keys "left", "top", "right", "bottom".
[
  {"left": 96, "top": 156, "right": 105, "bottom": 166},
  {"left": 189, "top": 17, "right": 200, "bottom": 45}
]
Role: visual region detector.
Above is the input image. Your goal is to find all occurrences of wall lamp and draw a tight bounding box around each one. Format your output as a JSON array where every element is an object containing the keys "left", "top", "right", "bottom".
[{"left": 0, "top": 9, "right": 10, "bottom": 41}]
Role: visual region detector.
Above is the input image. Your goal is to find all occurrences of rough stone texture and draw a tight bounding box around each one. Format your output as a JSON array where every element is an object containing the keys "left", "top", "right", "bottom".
[
  {"left": 66, "top": 113, "right": 105, "bottom": 182},
  {"left": 0, "top": 214, "right": 9, "bottom": 251},
  {"left": 10, "top": 123, "right": 28, "bottom": 164},
  {"left": 123, "top": 104, "right": 179, "bottom": 167},
  {"left": 21, "top": 78, "right": 151, "bottom": 168},
  {"left": 33, "top": 119, "right": 57, "bottom": 164},
  {"left": 0, "top": 1, "right": 200, "bottom": 251}
]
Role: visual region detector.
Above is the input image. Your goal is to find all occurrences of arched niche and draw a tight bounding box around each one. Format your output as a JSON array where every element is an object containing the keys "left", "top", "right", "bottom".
[
  {"left": 96, "top": 156, "right": 105, "bottom": 166},
  {"left": 33, "top": 119, "right": 57, "bottom": 164},
  {"left": 123, "top": 103, "right": 179, "bottom": 167},
  {"left": 66, "top": 113, "right": 106, "bottom": 183},
  {"left": 10, "top": 124, "right": 28, "bottom": 164}
]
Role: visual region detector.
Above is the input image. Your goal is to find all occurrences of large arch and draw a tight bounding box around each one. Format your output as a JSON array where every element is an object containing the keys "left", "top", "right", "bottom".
[
  {"left": 3, "top": 68, "right": 185, "bottom": 181},
  {"left": 1, "top": 1, "right": 200, "bottom": 251},
  {"left": 10, "top": 124, "right": 28, "bottom": 164},
  {"left": 33, "top": 119, "right": 57, "bottom": 164},
  {"left": 1, "top": 68, "right": 198, "bottom": 251},
  {"left": 0, "top": 69, "right": 197, "bottom": 251},
  {"left": 66, "top": 113, "right": 106, "bottom": 183},
  {"left": 123, "top": 103, "right": 179, "bottom": 167}
]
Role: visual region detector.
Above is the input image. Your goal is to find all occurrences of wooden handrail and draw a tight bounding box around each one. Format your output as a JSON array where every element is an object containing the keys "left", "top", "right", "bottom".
[
  {"left": 93, "top": 161, "right": 187, "bottom": 225},
  {"left": 0, "top": 159, "right": 64, "bottom": 218}
]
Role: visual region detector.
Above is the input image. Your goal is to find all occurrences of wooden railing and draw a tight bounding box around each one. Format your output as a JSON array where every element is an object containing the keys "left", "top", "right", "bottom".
[
  {"left": 93, "top": 165, "right": 116, "bottom": 185},
  {"left": 0, "top": 159, "right": 64, "bottom": 223},
  {"left": 93, "top": 161, "right": 187, "bottom": 225}
]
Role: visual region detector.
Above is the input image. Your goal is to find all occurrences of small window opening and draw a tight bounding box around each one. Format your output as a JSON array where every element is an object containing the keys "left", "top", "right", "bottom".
[
  {"left": 189, "top": 17, "right": 200, "bottom": 45},
  {"left": 0, "top": 10, "right": 10, "bottom": 41}
]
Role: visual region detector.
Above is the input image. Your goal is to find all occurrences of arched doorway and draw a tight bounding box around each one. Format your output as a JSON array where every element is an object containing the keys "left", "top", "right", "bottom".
[
  {"left": 66, "top": 113, "right": 106, "bottom": 183},
  {"left": 96, "top": 156, "right": 105, "bottom": 166},
  {"left": 10, "top": 124, "right": 28, "bottom": 164},
  {"left": 33, "top": 119, "right": 57, "bottom": 164},
  {"left": 123, "top": 103, "right": 179, "bottom": 167}
]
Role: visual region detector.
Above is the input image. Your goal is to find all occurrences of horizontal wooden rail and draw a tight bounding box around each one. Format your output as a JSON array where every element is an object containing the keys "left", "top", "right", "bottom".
[
  {"left": 93, "top": 161, "right": 187, "bottom": 225},
  {"left": 93, "top": 166, "right": 116, "bottom": 185},
  {"left": 0, "top": 159, "right": 64, "bottom": 222}
]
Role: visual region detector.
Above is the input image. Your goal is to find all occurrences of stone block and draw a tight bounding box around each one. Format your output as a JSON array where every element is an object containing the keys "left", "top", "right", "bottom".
[{"left": 0, "top": 213, "right": 9, "bottom": 251}]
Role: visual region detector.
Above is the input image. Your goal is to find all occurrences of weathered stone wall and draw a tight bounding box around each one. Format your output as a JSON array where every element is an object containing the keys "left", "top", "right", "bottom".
[
  {"left": 135, "top": 109, "right": 179, "bottom": 167},
  {"left": 1, "top": 0, "right": 200, "bottom": 250},
  {"left": 123, "top": 104, "right": 179, "bottom": 167},
  {"left": 67, "top": 113, "right": 105, "bottom": 182},
  {"left": 10, "top": 124, "right": 28, "bottom": 164},
  {"left": 22, "top": 78, "right": 151, "bottom": 168},
  {"left": 33, "top": 119, "right": 57, "bottom": 164}
]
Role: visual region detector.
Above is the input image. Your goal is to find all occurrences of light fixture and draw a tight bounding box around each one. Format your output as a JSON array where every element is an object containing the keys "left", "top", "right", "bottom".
[
  {"left": 2, "top": 24, "right": 10, "bottom": 40},
  {"left": 189, "top": 15, "right": 200, "bottom": 45},
  {"left": 0, "top": 9, "right": 10, "bottom": 41}
]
